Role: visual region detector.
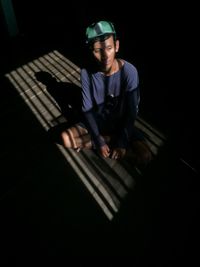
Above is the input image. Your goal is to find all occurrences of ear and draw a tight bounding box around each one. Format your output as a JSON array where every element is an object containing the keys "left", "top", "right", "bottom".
[{"left": 115, "top": 40, "right": 119, "bottom": 53}]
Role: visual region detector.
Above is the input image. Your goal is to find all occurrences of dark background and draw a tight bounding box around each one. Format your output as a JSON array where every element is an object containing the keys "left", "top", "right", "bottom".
[
  {"left": 3, "top": 0, "right": 198, "bottom": 139},
  {"left": 1, "top": 1, "right": 199, "bottom": 266}
]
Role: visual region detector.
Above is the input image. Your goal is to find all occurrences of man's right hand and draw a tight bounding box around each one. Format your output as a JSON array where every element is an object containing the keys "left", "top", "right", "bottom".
[{"left": 98, "top": 144, "right": 110, "bottom": 158}]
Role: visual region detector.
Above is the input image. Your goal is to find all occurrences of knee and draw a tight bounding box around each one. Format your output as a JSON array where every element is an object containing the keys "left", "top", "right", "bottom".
[
  {"left": 132, "top": 140, "right": 152, "bottom": 167},
  {"left": 141, "top": 143, "right": 152, "bottom": 162},
  {"left": 60, "top": 131, "right": 72, "bottom": 148}
]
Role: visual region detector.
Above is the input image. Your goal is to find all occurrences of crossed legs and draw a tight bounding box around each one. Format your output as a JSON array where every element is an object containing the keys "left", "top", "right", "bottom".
[
  {"left": 61, "top": 124, "right": 92, "bottom": 150},
  {"left": 60, "top": 123, "right": 152, "bottom": 166}
]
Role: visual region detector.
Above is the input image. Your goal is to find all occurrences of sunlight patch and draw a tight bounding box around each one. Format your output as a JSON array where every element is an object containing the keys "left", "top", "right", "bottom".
[{"left": 5, "top": 50, "right": 137, "bottom": 220}]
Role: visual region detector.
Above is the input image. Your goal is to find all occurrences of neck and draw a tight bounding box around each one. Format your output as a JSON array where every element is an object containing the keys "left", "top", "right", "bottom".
[{"left": 102, "top": 59, "right": 118, "bottom": 76}]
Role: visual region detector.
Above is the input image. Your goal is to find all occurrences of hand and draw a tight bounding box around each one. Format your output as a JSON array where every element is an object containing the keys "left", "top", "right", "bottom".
[
  {"left": 111, "top": 148, "right": 126, "bottom": 160},
  {"left": 98, "top": 144, "right": 110, "bottom": 158}
]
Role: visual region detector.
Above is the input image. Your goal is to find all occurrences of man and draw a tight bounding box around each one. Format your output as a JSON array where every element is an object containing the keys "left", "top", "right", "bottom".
[{"left": 60, "top": 20, "right": 151, "bottom": 165}]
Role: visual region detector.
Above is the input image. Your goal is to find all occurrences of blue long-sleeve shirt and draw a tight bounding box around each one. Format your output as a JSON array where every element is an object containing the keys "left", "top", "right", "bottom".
[{"left": 80, "top": 60, "right": 140, "bottom": 149}]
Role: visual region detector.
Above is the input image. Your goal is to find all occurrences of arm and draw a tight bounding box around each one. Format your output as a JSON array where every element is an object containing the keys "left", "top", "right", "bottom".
[
  {"left": 84, "top": 110, "right": 111, "bottom": 157},
  {"left": 116, "top": 88, "right": 139, "bottom": 148},
  {"left": 81, "top": 69, "right": 107, "bottom": 150},
  {"left": 112, "top": 62, "right": 141, "bottom": 153},
  {"left": 83, "top": 110, "right": 106, "bottom": 147},
  {"left": 110, "top": 88, "right": 139, "bottom": 159}
]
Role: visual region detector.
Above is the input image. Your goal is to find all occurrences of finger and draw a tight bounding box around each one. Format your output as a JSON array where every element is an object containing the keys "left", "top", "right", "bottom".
[
  {"left": 111, "top": 151, "right": 115, "bottom": 159},
  {"left": 111, "top": 152, "right": 118, "bottom": 160},
  {"left": 105, "top": 147, "right": 110, "bottom": 157},
  {"left": 102, "top": 150, "right": 110, "bottom": 158},
  {"left": 106, "top": 150, "right": 111, "bottom": 157},
  {"left": 106, "top": 146, "right": 110, "bottom": 154}
]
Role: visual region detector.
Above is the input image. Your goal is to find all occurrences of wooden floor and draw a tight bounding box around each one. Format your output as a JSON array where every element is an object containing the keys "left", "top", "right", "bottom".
[
  {"left": 5, "top": 50, "right": 166, "bottom": 220},
  {"left": 1, "top": 44, "right": 199, "bottom": 266}
]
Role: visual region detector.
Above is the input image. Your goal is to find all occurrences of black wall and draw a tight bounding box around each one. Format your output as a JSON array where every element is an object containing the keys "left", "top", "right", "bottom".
[{"left": 7, "top": 1, "right": 199, "bottom": 167}]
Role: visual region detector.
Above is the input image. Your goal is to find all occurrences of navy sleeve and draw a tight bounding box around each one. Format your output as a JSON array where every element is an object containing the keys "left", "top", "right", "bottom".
[
  {"left": 115, "top": 62, "right": 141, "bottom": 148},
  {"left": 116, "top": 88, "right": 139, "bottom": 148},
  {"left": 83, "top": 111, "right": 106, "bottom": 147},
  {"left": 81, "top": 69, "right": 93, "bottom": 112},
  {"left": 81, "top": 69, "right": 106, "bottom": 148}
]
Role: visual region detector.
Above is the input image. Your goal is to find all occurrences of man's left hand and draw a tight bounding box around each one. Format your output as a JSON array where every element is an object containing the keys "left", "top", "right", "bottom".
[{"left": 111, "top": 148, "right": 126, "bottom": 160}]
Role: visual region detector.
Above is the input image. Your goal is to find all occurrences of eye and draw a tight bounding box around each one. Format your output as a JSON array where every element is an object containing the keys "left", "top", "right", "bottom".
[
  {"left": 107, "top": 47, "right": 112, "bottom": 50},
  {"left": 94, "top": 49, "right": 101, "bottom": 53}
]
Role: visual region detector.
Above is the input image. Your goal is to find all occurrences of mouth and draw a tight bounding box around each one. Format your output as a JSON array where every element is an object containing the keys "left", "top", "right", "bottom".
[{"left": 102, "top": 60, "right": 110, "bottom": 66}]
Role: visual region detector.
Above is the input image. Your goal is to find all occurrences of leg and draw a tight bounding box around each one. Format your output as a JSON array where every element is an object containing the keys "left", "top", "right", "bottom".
[
  {"left": 131, "top": 139, "right": 153, "bottom": 168},
  {"left": 60, "top": 124, "right": 112, "bottom": 151},
  {"left": 61, "top": 124, "right": 92, "bottom": 150}
]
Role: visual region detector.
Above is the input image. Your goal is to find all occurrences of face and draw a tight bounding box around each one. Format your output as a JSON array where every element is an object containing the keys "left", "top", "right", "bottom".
[{"left": 92, "top": 35, "right": 119, "bottom": 74}]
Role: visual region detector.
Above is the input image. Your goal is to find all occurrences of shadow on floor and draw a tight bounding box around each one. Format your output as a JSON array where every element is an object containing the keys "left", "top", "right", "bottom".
[
  {"left": 35, "top": 71, "right": 82, "bottom": 123},
  {"left": 0, "top": 36, "right": 199, "bottom": 266}
]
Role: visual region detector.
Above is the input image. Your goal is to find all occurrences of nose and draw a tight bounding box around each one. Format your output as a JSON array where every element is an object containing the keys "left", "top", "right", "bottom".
[{"left": 101, "top": 49, "right": 109, "bottom": 60}]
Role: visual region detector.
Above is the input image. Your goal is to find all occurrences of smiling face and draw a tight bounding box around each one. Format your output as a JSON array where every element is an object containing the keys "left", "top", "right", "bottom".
[{"left": 92, "top": 35, "right": 119, "bottom": 75}]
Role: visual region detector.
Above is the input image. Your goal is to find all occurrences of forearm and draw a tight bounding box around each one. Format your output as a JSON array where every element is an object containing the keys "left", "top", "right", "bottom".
[
  {"left": 116, "top": 89, "right": 139, "bottom": 148},
  {"left": 116, "top": 115, "right": 137, "bottom": 148},
  {"left": 83, "top": 110, "right": 106, "bottom": 148}
]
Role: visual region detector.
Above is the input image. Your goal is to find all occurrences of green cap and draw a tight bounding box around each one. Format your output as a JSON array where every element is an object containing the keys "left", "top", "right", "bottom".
[{"left": 86, "top": 21, "right": 116, "bottom": 44}]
